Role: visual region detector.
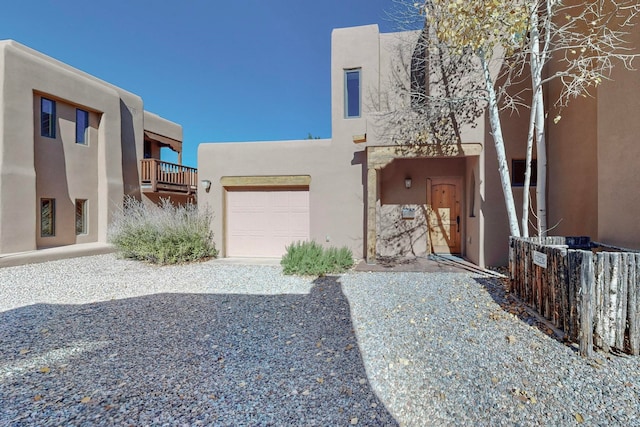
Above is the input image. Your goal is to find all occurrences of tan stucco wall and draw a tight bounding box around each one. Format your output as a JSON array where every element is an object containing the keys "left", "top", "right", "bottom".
[
  {"left": 0, "top": 40, "right": 181, "bottom": 255},
  {"left": 33, "top": 95, "right": 100, "bottom": 247},
  {"left": 199, "top": 25, "right": 388, "bottom": 258},
  {"left": 595, "top": 24, "right": 640, "bottom": 249},
  {"left": 199, "top": 25, "right": 487, "bottom": 264},
  {"left": 144, "top": 111, "right": 183, "bottom": 143},
  {"left": 0, "top": 41, "right": 125, "bottom": 253},
  {"left": 198, "top": 138, "right": 368, "bottom": 257}
]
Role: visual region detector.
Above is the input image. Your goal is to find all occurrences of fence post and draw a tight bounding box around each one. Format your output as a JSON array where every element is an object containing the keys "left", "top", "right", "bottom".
[
  {"left": 150, "top": 159, "right": 157, "bottom": 192},
  {"left": 579, "top": 251, "right": 594, "bottom": 357},
  {"left": 630, "top": 254, "right": 640, "bottom": 355}
]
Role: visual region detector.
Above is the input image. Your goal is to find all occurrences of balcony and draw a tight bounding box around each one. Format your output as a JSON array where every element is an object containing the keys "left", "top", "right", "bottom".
[{"left": 140, "top": 159, "right": 197, "bottom": 195}]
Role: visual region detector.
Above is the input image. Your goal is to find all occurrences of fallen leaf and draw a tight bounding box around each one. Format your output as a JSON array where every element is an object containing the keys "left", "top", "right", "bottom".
[
  {"left": 39, "top": 367, "right": 50, "bottom": 374},
  {"left": 575, "top": 413, "right": 585, "bottom": 423},
  {"left": 316, "top": 377, "right": 324, "bottom": 384},
  {"left": 80, "top": 397, "right": 91, "bottom": 404},
  {"left": 350, "top": 417, "right": 359, "bottom": 425},
  {"left": 19, "top": 349, "right": 30, "bottom": 355},
  {"left": 302, "top": 390, "right": 310, "bottom": 396},
  {"left": 491, "top": 377, "right": 499, "bottom": 384},
  {"left": 506, "top": 335, "right": 516, "bottom": 344},
  {"left": 33, "top": 395, "right": 42, "bottom": 402},
  {"left": 345, "top": 344, "right": 354, "bottom": 351}
]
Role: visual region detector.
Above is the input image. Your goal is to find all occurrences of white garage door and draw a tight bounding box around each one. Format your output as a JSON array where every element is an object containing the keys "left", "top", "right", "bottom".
[{"left": 226, "top": 189, "right": 310, "bottom": 257}]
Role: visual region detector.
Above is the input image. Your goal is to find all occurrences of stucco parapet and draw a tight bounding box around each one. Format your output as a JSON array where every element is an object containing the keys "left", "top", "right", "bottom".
[
  {"left": 143, "top": 110, "right": 183, "bottom": 143},
  {"left": 0, "top": 40, "right": 141, "bottom": 108}
]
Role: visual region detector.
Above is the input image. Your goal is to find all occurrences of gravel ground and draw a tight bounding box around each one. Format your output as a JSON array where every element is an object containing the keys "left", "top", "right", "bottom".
[{"left": 0, "top": 254, "right": 639, "bottom": 426}]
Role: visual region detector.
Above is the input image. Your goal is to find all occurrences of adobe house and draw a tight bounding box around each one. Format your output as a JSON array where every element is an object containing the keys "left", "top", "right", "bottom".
[
  {"left": 198, "top": 25, "right": 498, "bottom": 266},
  {"left": 198, "top": 23, "right": 640, "bottom": 267},
  {"left": 0, "top": 40, "right": 193, "bottom": 257}
]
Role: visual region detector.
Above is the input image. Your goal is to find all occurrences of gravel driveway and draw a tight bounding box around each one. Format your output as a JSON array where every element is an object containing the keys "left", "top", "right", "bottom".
[{"left": 1, "top": 255, "right": 639, "bottom": 426}]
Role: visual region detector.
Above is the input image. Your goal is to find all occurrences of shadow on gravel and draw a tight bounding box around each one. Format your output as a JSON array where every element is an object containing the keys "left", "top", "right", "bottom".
[
  {"left": 0, "top": 276, "right": 397, "bottom": 426},
  {"left": 473, "top": 277, "right": 572, "bottom": 349}
]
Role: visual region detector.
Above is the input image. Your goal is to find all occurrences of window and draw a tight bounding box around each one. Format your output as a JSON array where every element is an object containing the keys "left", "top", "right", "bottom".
[
  {"left": 41, "top": 198, "right": 55, "bottom": 237},
  {"left": 41, "top": 98, "right": 56, "bottom": 138},
  {"left": 512, "top": 159, "right": 537, "bottom": 187},
  {"left": 76, "top": 109, "right": 89, "bottom": 144},
  {"left": 75, "top": 199, "right": 87, "bottom": 235},
  {"left": 469, "top": 172, "right": 476, "bottom": 217},
  {"left": 344, "top": 69, "right": 361, "bottom": 118}
]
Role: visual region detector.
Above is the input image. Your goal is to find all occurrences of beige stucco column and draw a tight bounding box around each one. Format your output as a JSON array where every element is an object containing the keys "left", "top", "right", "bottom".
[{"left": 366, "top": 167, "right": 378, "bottom": 264}]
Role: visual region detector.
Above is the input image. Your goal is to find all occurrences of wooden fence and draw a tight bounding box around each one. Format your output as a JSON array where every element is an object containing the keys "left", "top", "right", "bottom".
[{"left": 509, "top": 237, "right": 640, "bottom": 357}]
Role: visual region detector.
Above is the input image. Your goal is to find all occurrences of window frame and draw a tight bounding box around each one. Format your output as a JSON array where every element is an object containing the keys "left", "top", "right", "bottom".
[
  {"left": 75, "top": 199, "right": 88, "bottom": 235},
  {"left": 511, "top": 159, "right": 538, "bottom": 187},
  {"left": 344, "top": 68, "right": 361, "bottom": 119},
  {"left": 41, "top": 97, "right": 56, "bottom": 138},
  {"left": 76, "top": 108, "right": 89, "bottom": 145},
  {"left": 40, "top": 198, "right": 56, "bottom": 237}
]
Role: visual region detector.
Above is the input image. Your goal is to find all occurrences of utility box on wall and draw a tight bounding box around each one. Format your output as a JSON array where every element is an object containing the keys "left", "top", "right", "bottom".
[{"left": 401, "top": 207, "right": 416, "bottom": 220}]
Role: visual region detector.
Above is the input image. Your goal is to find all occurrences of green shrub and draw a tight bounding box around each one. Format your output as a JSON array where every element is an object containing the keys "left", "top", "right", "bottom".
[
  {"left": 108, "top": 196, "right": 218, "bottom": 264},
  {"left": 281, "top": 240, "right": 354, "bottom": 276}
]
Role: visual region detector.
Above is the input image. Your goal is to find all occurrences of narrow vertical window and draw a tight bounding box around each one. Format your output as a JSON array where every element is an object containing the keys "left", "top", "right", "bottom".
[
  {"left": 344, "top": 69, "right": 361, "bottom": 118},
  {"left": 75, "top": 199, "right": 87, "bottom": 235},
  {"left": 76, "top": 109, "right": 89, "bottom": 144},
  {"left": 41, "top": 198, "right": 55, "bottom": 237},
  {"left": 41, "top": 98, "right": 56, "bottom": 138},
  {"left": 469, "top": 172, "right": 476, "bottom": 217}
]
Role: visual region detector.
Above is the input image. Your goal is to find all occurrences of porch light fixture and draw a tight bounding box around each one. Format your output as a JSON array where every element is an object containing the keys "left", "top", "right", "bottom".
[
  {"left": 201, "top": 179, "right": 212, "bottom": 192},
  {"left": 405, "top": 177, "right": 412, "bottom": 189}
]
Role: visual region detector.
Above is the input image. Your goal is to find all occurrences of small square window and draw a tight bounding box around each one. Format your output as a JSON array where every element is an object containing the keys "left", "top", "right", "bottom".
[
  {"left": 41, "top": 98, "right": 56, "bottom": 138},
  {"left": 41, "top": 198, "right": 55, "bottom": 237},
  {"left": 75, "top": 199, "right": 87, "bottom": 235},
  {"left": 512, "top": 159, "right": 537, "bottom": 187},
  {"left": 344, "top": 69, "right": 361, "bottom": 118},
  {"left": 76, "top": 109, "right": 89, "bottom": 144}
]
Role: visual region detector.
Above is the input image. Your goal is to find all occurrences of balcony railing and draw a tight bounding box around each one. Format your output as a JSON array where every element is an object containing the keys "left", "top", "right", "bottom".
[{"left": 140, "top": 159, "right": 198, "bottom": 194}]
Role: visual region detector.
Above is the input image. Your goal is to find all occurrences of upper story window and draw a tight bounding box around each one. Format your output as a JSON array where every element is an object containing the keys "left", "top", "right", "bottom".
[
  {"left": 76, "top": 109, "right": 89, "bottom": 144},
  {"left": 41, "top": 98, "right": 56, "bottom": 138},
  {"left": 512, "top": 159, "right": 538, "bottom": 187},
  {"left": 344, "top": 69, "right": 361, "bottom": 118}
]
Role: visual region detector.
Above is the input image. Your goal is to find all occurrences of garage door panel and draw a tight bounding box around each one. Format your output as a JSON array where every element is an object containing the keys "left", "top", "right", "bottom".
[{"left": 226, "top": 189, "right": 310, "bottom": 257}]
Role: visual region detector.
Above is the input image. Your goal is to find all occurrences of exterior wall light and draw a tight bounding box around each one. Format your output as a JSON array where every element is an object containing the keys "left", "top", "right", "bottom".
[
  {"left": 405, "top": 177, "right": 412, "bottom": 189},
  {"left": 201, "top": 179, "right": 212, "bottom": 192}
]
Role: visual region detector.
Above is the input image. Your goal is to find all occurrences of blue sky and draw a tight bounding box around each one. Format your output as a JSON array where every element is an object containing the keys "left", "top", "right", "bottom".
[{"left": 0, "top": 1, "right": 410, "bottom": 167}]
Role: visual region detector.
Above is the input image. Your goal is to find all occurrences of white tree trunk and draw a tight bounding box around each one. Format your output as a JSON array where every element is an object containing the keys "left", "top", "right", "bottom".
[
  {"left": 480, "top": 54, "right": 521, "bottom": 237},
  {"left": 521, "top": 94, "right": 537, "bottom": 238},
  {"left": 534, "top": 85, "right": 548, "bottom": 237}
]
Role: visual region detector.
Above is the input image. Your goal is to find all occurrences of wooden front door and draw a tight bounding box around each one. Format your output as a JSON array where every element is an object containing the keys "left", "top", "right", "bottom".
[{"left": 427, "top": 178, "right": 462, "bottom": 254}]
